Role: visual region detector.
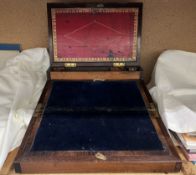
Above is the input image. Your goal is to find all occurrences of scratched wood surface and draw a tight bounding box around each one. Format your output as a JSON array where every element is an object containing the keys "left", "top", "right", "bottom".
[{"left": 0, "top": 146, "right": 195, "bottom": 175}]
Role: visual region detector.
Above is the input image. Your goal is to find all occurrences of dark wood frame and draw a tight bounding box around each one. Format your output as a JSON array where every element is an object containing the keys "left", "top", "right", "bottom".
[
  {"left": 14, "top": 78, "right": 181, "bottom": 173},
  {"left": 47, "top": 3, "right": 143, "bottom": 69}
]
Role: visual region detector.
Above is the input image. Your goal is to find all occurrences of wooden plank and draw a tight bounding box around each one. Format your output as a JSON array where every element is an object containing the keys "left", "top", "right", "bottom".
[
  {"left": 0, "top": 148, "right": 18, "bottom": 175},
  {"left": 17, "top": 162, "right": 179, "bottom": 174},
  {"left": 50, "top": 71, "right": 141, "bottom": 80},
  {"left": 0, "top": 147, "right": 186, "bottom": 175},
  {"left": 4, "top": 147, "right": 195, "bottom": 175},
  {"left": 9, "top": 169, "right": 184, "bottom": 175}
]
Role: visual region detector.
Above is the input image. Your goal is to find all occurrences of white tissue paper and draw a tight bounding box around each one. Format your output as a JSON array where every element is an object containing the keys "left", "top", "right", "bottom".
[
  {"left": 0, "top": 48, "right": 49, "bottom": 169},
  {"left": 149, "top": 50, "right": 196, "bottom": 133}
]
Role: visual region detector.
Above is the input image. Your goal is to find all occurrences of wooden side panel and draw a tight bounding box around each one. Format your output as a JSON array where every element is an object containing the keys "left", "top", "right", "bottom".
[
  {"left": 19, "top": 161, "right": 180, "bottom": 174},
  {"left": 50, "top": 71, "right": 141, "bottom": 80}
]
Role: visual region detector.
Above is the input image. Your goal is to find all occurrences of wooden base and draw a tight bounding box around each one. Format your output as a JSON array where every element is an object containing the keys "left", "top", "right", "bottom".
[
  {"left": 13, "top": 79, "right": 182, "bottom": 174},
  {"left": 3, "top": 146, "right": 196, "bottom": 175},
  {"left": 14, "top": 162, "right": 180, "bottom": 174}
]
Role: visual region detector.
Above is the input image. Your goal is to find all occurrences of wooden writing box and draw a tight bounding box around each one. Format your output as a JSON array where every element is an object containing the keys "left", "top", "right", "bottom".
[{"left": 14, "top": 3, "right": 181, "bottom": 173}]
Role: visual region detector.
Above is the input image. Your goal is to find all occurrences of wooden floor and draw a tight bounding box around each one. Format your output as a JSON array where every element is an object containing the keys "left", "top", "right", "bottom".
[{"left": 0, "top": 147, "right": 195, "bottom": 175}]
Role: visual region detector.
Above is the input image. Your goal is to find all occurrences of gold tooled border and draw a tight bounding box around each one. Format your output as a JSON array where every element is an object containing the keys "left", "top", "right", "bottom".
[
  {"left": 51, "top": 8, "right": 138, "bottom": 62},
  {"left": 132, "top": 9, "right": 138, "bottom": 60}
]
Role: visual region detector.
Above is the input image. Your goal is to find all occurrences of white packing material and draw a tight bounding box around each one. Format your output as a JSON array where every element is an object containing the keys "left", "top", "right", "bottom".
[
  {"left": 0, "top": 50, "right": 20, "bottom": 69},
  {"left": 149, "top": 50, "right": 196, "bottom": 133},
  {"left": 0, "top": 48, "right": 49, "bottom": 169}
]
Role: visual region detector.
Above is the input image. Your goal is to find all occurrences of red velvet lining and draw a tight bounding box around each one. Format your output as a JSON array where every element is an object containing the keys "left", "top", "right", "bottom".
[{"left": 53, "top": 9, "right": 136, "bottom": 61}]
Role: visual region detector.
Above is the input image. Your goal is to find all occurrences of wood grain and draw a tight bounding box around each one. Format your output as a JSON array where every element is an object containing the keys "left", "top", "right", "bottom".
[
  {"left": 0, "top": 148, "right": 186, "bottom": 175},
  {"left": 0, "top": 148, "right": 18, "bottom": 175},
  {"left": 50, "top": 71, "right": 141, "bottom": 80},
  {"left": 3, "top": 147, "right": 196, "bottom": 175}
]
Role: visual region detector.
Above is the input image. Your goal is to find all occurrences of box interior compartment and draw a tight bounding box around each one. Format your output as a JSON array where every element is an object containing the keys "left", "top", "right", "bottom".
[{"left": 31, "top": 80, "right": 163, "bottom": 152}]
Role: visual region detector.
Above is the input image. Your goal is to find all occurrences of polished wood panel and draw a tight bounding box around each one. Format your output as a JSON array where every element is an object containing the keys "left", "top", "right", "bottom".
[
  {"left": 3, "top": 145, "right": 195, "bottom": 175},
  {"left": 50, "top": 71, "right": 141, "bottom": 80},
  {"left": 4, "top": 147, "right": 195, "bottom": 175}
]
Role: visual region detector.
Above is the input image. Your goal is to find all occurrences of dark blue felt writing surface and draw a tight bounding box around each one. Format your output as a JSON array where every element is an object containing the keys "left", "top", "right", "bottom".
[
  {"left": 46, "top": 81, "right": 146, "bottom": 111},
  {"left": 31, "top": 80, "right": 163, "bottom": 151}
]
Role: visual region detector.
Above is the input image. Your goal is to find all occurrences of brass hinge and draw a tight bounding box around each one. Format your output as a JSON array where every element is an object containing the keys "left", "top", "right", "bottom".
[
  {"left": 64, "top": 63, "right": 77, "bottom": 68},
  {"left": 113, "top": 62, "right": 125, "bottom": 67}
]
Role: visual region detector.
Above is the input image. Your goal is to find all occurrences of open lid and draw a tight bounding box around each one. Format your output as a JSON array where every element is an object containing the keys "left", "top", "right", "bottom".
[{"left": 47, "top": 3, "right": 142, "bottom": 68}]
